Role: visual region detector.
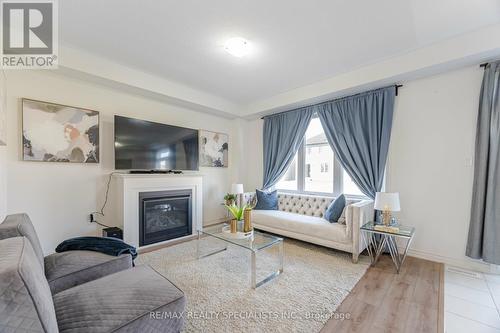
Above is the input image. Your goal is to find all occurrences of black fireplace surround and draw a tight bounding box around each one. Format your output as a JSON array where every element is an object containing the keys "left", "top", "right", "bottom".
[{"left": 139, "top": 189, "right": 192, "bottom": 246}]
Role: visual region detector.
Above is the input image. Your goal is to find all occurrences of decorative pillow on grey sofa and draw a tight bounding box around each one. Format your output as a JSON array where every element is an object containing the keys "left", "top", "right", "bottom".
[
  {"left": 254, "top": 189, "right": 278, "bottom": 210},
  {"left": 324, "top": 194, "right": 346, "bottom": 223}
]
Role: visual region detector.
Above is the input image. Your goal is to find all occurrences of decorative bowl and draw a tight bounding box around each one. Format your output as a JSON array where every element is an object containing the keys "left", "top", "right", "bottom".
[{"left": 222, "top": 225, "right": 254, "bottom": 239}]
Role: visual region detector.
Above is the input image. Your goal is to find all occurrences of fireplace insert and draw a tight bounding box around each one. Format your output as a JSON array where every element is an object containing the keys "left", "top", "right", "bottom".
[{"left": 139, "top": 189, "right": 192, "bottom": 246}]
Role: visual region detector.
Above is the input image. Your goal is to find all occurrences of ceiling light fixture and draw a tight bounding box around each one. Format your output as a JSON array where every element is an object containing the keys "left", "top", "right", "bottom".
[{"left": 224, "top": 37, "right": 250, "bottom": 57}]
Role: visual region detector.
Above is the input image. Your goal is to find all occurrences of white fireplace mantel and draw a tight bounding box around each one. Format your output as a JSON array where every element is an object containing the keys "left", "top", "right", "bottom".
[{"left": 111, "top": 173, "right": 202, "bottom": 249}]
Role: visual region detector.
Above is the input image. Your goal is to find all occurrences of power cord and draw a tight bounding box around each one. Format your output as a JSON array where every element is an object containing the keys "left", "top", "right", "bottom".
[
  {"left": 91, "top": 218, "right": 111, "bottom": 229},
  {"left": 90, "top": 172, "right": 119, "bottom": 228}
]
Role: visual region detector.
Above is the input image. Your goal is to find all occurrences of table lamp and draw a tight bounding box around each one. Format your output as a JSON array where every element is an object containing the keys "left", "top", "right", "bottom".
[
  {"left": 231, "top": 183, "right": 244, "bottom": 207},
  {"left": 374, "top": 192, "right": 400, "bottom": 226}
]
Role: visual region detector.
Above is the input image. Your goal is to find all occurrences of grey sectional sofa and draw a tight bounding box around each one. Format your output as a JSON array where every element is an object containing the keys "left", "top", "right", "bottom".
[
  {"left": 0, "top": 214, "right": 186, "bottom": 332},
  {"left": 0, "top": 213, "right": 132, "bottom": 294}
]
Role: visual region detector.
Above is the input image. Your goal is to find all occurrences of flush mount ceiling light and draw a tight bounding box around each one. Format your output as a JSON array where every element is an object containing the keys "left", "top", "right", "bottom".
[{"left": 224, "top": 37, "right": 250, "bottom": 57}]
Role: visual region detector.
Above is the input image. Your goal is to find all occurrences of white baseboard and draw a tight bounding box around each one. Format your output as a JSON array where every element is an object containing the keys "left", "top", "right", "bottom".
[
  {"left": 204, "top": 216, "right": 229, "bottom": 226},
  {"left": 408, "top": 248, "right": 492, "bottom": 273}
]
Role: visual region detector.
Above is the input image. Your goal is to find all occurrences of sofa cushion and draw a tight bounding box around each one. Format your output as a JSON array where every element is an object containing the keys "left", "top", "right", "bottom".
[
  {"left": 252, "top": 210, "right": 349, "bottom": 244},
  {"left": 0, "top": 237, "right": 58, "bottom": 333},
  {"left": 254, "top": 189, "right": 278, "bottom": 210},
  {"left": 0, "top": 214, "right": 45, "bottom": 271},
  {"left": 45, "top": 251, "right": 133, "bottom": 294},
  {"left": 324, "top": 194, "right": 346, "bottom": 223},
  {"left": 53, "top": 265, "right": 185, "bottom": 333}
]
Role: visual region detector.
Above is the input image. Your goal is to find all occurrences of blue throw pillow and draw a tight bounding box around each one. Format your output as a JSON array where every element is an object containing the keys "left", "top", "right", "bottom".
[
  {"left": 324, "top": 194, "right": 346, "bottom": 223},
  {"left": 254, "top": 189, "right": 278, "bottom": 210}
]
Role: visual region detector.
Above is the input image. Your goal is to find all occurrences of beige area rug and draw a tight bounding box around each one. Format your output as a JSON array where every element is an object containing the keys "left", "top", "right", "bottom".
[{"left": 137, "top": 237, "right": 370, "bottom": 333}]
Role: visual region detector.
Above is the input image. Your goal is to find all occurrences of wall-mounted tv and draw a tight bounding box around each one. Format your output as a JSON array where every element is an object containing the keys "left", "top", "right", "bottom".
[{"left": 114, "top": 115, "right": 199, "bottom": 171}]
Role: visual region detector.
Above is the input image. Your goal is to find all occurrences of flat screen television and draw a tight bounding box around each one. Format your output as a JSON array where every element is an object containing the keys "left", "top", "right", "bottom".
[{"left": 114, "top": 115, "right": 199, "bottom": 171}]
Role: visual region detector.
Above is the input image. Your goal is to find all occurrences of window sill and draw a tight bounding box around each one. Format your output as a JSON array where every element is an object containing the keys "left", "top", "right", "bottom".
[{"left": 275, "top": 189, "right": 369, "bottom": 201}]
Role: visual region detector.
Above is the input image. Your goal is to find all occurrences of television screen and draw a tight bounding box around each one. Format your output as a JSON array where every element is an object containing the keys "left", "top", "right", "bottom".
[{"left": 114, "top": 115, "right": 199, "bottom": 170}]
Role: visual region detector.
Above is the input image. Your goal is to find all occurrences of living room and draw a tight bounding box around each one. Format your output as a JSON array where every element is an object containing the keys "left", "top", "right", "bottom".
[{"left": 1, "top": 1, "right": 500, "bottom": 332}]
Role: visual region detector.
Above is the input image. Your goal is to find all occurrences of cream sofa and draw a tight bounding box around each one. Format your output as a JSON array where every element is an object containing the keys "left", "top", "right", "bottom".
[{"left": 244, "top": 192, "right": 374, "bottom": 263}]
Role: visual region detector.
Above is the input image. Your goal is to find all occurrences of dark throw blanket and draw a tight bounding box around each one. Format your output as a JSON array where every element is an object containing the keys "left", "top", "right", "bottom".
[{"left": 56, "top": 236, "right": 138, "bottom": 260}]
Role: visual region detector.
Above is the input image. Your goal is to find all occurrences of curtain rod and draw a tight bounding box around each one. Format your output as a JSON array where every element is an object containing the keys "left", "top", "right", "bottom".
[
  {"left": 480, "top": 62, "right": 488, "bottom": 68},
  {"left": 260, "top": 84, "right": 403, "bottom": 120}
]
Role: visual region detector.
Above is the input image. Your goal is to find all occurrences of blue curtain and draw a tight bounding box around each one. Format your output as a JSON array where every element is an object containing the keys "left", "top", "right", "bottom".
[
  {"left": 317, "top": 86, "right": 396, "bottom": 199},
  {"left": 262, "top": 107, "right": 314, "bottom": 189},
  {"left": 466, "top": 61, "right": 500, "bottom": 264}
]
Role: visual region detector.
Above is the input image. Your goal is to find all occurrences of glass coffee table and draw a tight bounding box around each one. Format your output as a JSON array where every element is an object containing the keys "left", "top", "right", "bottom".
[{"left": 197, "top": 223, "right": 284, "bottom": 289}]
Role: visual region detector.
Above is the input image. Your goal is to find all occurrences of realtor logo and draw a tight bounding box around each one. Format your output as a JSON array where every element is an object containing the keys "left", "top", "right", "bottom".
[{"left": 1, "top": 0, "right": 58, "bottom": 69}]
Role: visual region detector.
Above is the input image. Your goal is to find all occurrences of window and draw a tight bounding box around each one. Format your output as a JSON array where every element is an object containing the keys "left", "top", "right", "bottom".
[
  {"left": 304, "top": 117, "right": 333, "bottom": 192},
  {"left": 276, "top": 115, "right": 365, "bottom": 197},
  {"left": 343, "top": 170, "right": 365, "bottom": 196},
  {"left": 275, "top": 154, "right": 298, "bottom": 191}
]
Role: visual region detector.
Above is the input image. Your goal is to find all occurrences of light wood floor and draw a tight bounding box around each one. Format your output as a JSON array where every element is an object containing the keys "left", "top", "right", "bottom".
[{"left": 321, "top": 255, "right": 444, "bottom": 333}]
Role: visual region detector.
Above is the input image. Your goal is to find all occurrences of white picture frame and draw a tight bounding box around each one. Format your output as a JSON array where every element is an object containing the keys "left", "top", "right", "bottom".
[{"left": 199, "top": 130, "right": 228, "bottom": 167}]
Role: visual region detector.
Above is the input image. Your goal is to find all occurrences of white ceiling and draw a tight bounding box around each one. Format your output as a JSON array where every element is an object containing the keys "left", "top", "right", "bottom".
[{"left": 60, "top": 0, "right": 500, "bottom": 106}]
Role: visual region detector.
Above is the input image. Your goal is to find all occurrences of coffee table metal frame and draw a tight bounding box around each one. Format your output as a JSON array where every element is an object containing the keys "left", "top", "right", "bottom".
[{"left": 197, "top": 224, "right": 284, "bottom": 289}]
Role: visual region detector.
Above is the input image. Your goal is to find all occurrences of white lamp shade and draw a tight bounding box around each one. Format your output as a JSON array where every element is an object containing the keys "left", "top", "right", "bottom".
[
  {"left": 374, "top": 192, "right": 400, "bottom": 211},
  {"left": 231, "top": 183, "right": 244, "bottom": 194}
]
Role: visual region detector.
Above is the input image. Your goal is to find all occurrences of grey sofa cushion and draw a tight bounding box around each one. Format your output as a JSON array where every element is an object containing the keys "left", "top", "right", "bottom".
[
  {"left": 45, "top": 251, "right": 133, "bottom": 294},
  {"left": 0, "top": 237, "right": 59, "bottom": 333},
  {"left": 113, "top": 296, "right": 185, "bottom": 333},
  {"left": 53, "top": 265, "right": 185, "bottom": 333},
  {"left": 0, "top": 214, "right": 45, "bottom": 271}
]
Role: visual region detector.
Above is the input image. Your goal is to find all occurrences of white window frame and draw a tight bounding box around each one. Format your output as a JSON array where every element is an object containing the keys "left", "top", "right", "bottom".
[{"left": 276, "top": 114, "right": 368, "bottom": 200}]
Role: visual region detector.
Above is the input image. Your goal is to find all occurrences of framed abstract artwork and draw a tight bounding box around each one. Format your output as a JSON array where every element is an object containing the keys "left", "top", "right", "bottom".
[
  {"left": 22, "top": 99, "right": 99, "bottom": 163},
  {"left": 199, "top": 130, "right": 228, "bottom": 167}
]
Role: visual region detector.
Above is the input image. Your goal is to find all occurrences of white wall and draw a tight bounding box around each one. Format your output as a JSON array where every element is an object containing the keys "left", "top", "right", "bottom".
[
  {"left": 241, "top": 65, "right": 487, "bottom": 271},
  {"left": 0, "top": 147, "right": 6, "bottom": 220},
  {"left": 243, "top": 119, "right": 263, "bottom": 191},
  {"left": 4, "top": 70, "right": 239, "bottom": 254},
  {"left": 387, "top": 65, "right": 484, "bottom": 270}
]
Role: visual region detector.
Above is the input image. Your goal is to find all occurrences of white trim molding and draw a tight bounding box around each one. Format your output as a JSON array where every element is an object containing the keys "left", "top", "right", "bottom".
[{"left": 408, "top": 248, "right": 492, "bottom": 273}]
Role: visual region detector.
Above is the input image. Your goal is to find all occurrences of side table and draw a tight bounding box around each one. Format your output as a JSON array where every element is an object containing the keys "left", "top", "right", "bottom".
[{"left": 360, "top": 222, "right": 415, "bottom": 273}]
